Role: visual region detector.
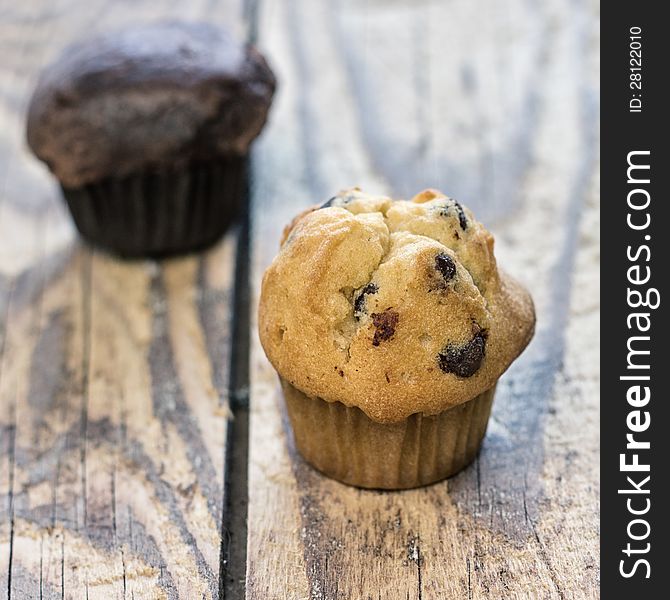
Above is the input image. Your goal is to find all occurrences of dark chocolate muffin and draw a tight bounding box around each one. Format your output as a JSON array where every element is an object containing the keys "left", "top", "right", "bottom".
[{"left": 26, "top": 21, "right": 276, "bottom": 257}]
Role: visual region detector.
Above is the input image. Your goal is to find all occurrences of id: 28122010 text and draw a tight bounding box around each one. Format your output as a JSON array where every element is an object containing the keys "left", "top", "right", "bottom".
[{"left": 629, "top": 27, "right": 643, "bottom": 113}]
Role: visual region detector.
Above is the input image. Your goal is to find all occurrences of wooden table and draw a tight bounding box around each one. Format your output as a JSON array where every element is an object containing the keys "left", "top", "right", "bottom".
[{"left": 0, "top": 0, "right": 599, "bottom": 598}]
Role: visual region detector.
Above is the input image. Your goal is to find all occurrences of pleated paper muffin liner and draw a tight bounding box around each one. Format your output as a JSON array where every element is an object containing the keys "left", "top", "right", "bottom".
[
  {"left": 281, "top": 378, "right": 496, "bottom": 490},
  {"left": 61, "top": 157, "right": 246, "bottom": 258}
]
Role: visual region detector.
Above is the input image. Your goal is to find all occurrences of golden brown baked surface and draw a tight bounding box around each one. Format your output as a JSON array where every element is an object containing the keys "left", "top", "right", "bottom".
[{"left": 259, "top": 189, "right": 535, "bottom": 423}]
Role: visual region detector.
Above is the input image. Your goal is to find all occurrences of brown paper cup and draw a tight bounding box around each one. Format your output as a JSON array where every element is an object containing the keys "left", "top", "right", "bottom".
[
  {"left": 61, "top": 157, "right": 246, "bottom": 258},
  {"left": 281, "top": 378, "right": 496, "bottom": 490}
]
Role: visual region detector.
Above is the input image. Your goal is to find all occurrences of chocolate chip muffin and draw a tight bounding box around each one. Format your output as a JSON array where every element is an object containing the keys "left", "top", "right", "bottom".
[
  {"left": 259, "top": 188, "right": 535, "bottom": 489},
  {"left": 26, "top": 21, "right": 276, "bottom": 257}
]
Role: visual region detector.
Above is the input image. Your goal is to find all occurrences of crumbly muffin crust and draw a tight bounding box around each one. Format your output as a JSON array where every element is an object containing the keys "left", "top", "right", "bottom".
[
  {"left": 26, "top": 21, "right": 276, "bottom": 188},
  {"left": 259, "top": 189, "right": 535, "bottom": 423}
]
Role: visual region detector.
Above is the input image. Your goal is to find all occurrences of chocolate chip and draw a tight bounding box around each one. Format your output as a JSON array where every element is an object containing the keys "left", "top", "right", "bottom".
[
  {"left": 320, "top": 194, "right": 354, "bottom": 209},
  {"left": 435, "top": 253, "right": 456, "bottom": 283},
  {"left": 354, "top": 283, "right": 378, "bottom": 319},
  {"left": 453, "top": 201, "right": 468, "bottom": 230},
  {"left": 437, "top": 200, "right": 467, "bottom": 230},
  {"left": 437, "top": 330, "right": 487, "bottom": 377},
  {"left": 371, "top": 309, "right": 399, "bottom": 346}
]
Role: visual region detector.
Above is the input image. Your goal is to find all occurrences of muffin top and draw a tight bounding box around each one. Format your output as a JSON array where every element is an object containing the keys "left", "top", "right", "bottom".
[
  {"left": 26, "top": 21, "right": 276, "bottom": 188},
  {"left": 259, "top": 189, "right": 535, "bottom": 423}
]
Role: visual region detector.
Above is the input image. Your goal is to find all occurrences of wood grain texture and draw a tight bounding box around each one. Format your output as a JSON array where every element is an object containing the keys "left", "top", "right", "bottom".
[
  {"left": 247, "top": 0, "right": 599, "bottom": 598},
  {"left": 0, "top": 0, "right": 600, "bottom": 597},
  {"left": 0, "top": 1, "right": 247, "bottom": 598}
]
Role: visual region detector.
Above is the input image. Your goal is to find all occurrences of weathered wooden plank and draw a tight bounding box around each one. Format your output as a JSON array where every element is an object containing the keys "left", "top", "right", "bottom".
[
  {"left": 0, "top": 0, "right": 248, "bottom": 598},
  {"left": 1, "top": 244, "right": 238, "bottom": 598},
  {"left": 247, "top": 0, "right": 599, "bottom": 598}
]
